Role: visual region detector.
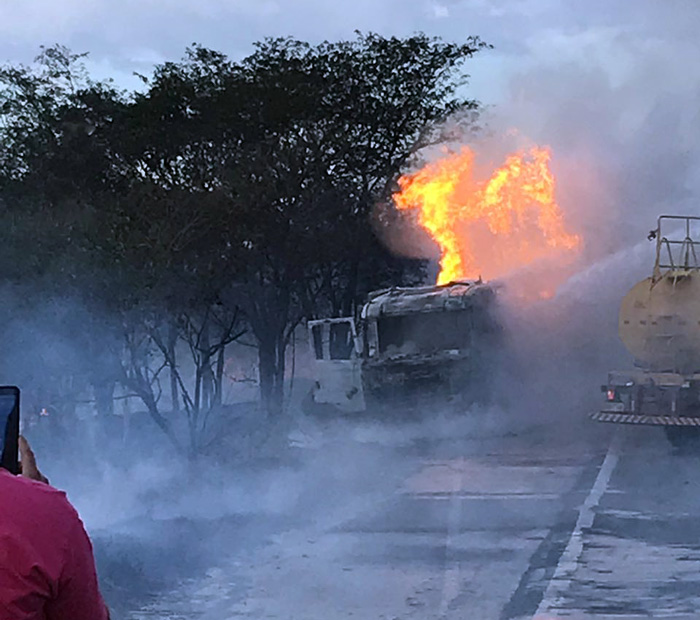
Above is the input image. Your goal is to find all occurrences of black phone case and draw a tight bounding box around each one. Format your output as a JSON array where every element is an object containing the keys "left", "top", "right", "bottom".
[{"left": 0, "top": 387, "right": 19, "bottom": 475}]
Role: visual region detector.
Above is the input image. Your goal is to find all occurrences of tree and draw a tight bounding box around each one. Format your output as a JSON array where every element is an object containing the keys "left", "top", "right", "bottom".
[
  {"left": 0, "top": 47, "right": 130, "bottom": 441},
  {"left": 293, "top": 32, "right": 489, "bottom": 315},
  {"left": 132, "top": 34, "right": 489, "bottom": 415},
  {"left": 0, "top": 48, "right": 247, "bottom": 457},
  {"left": 230, "top": 33, "right": 489, "bottom": 410}
]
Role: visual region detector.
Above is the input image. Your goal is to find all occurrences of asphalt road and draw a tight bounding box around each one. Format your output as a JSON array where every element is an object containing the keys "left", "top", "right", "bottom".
[
  {"left": 108, "top": 411, "right": 700, "bottom": 620},
  {"left": 536, "top": 425, "right": 700, "bottom": 619}
]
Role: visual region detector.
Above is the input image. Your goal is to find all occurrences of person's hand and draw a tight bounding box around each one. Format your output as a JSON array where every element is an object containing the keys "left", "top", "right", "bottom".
[{"left": 18, "top": 436, "right": 48, "bottom": 484}]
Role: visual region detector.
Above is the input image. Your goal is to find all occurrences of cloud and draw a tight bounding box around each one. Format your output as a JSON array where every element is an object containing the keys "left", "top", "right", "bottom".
[{"left": 429, "top": 2, "right": 450, "bottom": 19}]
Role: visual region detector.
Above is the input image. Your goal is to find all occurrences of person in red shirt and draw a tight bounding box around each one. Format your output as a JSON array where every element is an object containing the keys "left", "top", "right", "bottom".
[{"left": 0, "top": 437, "right": 109, "bottom": 619}]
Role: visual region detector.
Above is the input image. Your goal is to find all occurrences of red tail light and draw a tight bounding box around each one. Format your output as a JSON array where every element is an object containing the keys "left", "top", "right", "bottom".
[{"left": 606, "top": 389, "right": 616, "bottom": 402}]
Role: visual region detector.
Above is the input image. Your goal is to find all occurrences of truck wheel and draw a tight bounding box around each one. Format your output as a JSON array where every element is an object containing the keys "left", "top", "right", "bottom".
[{"left": 664, "top": 426, "right": 700, "bottom": 451}]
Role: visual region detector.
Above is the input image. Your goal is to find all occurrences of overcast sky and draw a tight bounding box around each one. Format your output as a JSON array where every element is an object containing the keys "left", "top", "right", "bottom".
[
  {"left": 2, "top": 0, "right": 699, "bottom": 260},
  {"left": 1, "top": 1, "right": 694, "bottom": 100}
]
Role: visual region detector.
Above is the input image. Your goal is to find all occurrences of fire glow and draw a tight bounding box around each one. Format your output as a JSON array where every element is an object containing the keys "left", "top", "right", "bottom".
[{"left": 393, "top": 146, "right": 581, "bottom": 286}]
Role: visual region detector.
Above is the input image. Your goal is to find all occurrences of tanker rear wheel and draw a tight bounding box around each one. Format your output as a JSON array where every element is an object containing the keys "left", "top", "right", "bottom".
[{"left": 664, "top": 426, "right": 700, "bottom": 451}]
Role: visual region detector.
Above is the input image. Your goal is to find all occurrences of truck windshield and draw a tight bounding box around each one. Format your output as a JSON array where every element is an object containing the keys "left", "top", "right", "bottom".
[{"left": 377, "top": 310, "right": 474, "bottom": 356}]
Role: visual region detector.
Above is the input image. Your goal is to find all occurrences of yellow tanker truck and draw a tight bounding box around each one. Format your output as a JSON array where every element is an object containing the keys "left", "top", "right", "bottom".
[{"left": 592, "top": 215, "right": 700, "bottom": 447}]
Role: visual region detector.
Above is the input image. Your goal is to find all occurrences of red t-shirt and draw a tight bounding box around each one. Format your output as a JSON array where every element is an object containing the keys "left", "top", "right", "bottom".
[{"left": 0, "top": 470, "right": 109, "bottom": 619}]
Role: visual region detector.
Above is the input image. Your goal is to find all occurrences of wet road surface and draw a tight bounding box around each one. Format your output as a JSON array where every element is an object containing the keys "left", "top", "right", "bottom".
[
  {"left": 98, "top": 413, "right": 700, "bottom": 619},
  {"left": 535, "top": 426, "right": 700, "bottom": 619}
]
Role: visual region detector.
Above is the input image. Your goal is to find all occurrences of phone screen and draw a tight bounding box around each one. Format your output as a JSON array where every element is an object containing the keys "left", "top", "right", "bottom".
[{"left": 0, "top": 387, "right": 20, "bottom": 474}]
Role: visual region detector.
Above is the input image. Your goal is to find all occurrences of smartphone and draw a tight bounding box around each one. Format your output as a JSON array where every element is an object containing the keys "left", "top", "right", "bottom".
[{"left": 0, "top": 387, "right": 19, "bottom": 475}]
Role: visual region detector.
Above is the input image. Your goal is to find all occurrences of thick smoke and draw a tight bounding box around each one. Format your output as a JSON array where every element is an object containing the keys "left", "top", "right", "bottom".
[
  {"left": 497, "top": 1, "right": 700, "bottom": 254},
  {"left": 491, "top": 2, "right": 700, "bottom": 412}
]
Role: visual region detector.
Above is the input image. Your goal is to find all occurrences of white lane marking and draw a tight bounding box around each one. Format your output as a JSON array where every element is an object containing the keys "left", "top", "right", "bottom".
[
  {"left": 410, "top": 492, "right": 563, "bottom": 500},
  {"left": 438, "top": 465, "right": 465, "bottom": 618},
  {"left": 533, "top": 428, "right": 623, "bottom": 618}
]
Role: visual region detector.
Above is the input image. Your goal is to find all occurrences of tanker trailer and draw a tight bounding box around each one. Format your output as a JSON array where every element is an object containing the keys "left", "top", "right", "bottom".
[{"left": 592, "top": 215, "right": 700, "bottom": 447}]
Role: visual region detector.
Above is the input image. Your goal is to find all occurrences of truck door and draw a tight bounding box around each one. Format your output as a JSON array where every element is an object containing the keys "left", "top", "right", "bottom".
[{"left": 307, "top": 318, "right": 365, "bottom": 413}]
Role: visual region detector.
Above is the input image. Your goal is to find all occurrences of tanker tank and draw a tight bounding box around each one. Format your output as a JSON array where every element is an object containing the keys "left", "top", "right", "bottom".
[{"left": 619, "top": 269, "right": 700, "bottom": 374}]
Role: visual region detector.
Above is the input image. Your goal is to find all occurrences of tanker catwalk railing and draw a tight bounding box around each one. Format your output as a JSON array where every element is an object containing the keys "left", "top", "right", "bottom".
[{"left": 653, "top": 215, "right": 700, "bottom": 279}]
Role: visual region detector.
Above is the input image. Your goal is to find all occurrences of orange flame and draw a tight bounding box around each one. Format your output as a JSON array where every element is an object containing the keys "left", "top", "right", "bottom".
[{"left": 393, "top": 146, "right": 580, "bottom": 286}]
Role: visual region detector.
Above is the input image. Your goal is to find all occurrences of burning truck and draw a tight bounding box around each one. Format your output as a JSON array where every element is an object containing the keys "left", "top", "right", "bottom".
[
  {"left": 592, "top": 215, "right": 700, "bottom": 447},
  {"left": 304, "top": 279, "right": 501, "bottom": 415}
]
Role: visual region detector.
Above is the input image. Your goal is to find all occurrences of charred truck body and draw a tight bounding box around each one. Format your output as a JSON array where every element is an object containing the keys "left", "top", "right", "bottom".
[
  {"left": 306, "top": 280, "right": 500, "bottom": 414},
  {"left": 593, "top": 216, "right": 700, "bottom": 447}
]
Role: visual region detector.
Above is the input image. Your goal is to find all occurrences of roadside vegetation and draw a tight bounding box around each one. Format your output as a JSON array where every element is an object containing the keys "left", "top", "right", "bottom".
[{"left": 0, "top": 34, "right": 489, "bottom": 458}]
